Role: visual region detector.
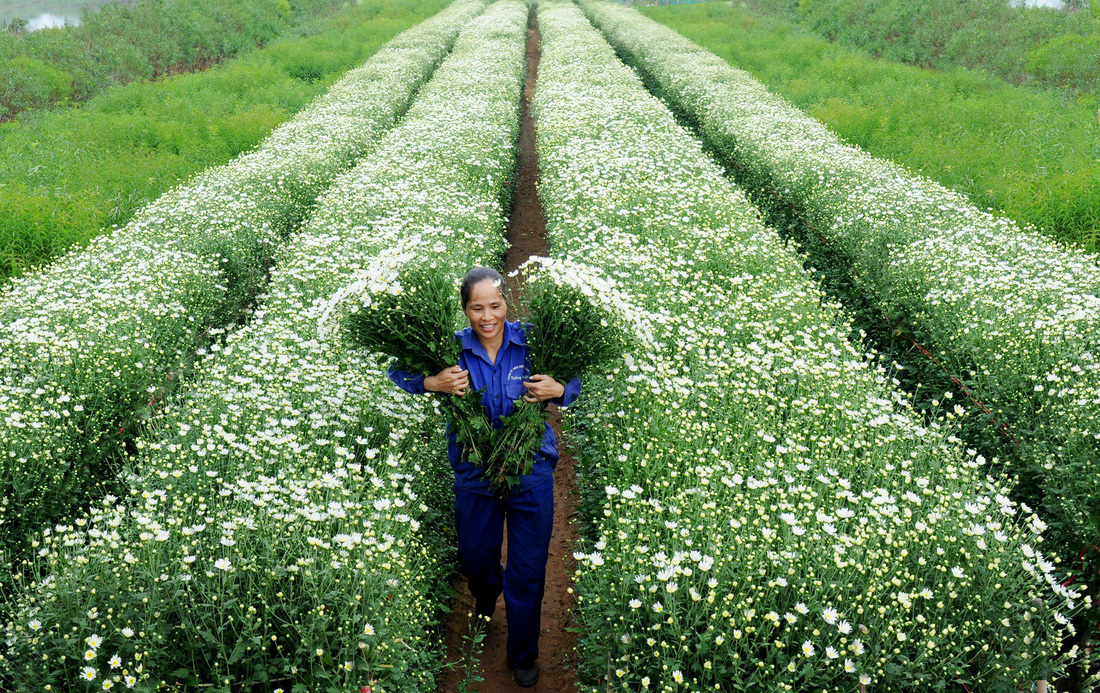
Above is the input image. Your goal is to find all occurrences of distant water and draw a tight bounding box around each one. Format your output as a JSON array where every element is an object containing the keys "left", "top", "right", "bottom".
[
  {"left": 2, "top": 0, "right": 124, "bottom": 31},
  {"left": 26, "top": 12, "right": 80, "bottom": 29}
]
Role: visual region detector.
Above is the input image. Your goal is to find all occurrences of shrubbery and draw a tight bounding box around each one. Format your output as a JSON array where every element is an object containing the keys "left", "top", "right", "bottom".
[
  {"left": 749, "top": 0, "right": 1100, "bottom": 94},
  {"left": 0, "top": 0, "right": 344, "bottom": 119},
  {"left": 0, "top": 0, "right": 487, "bottom": 635},
  {"left": 0, "top": 56, "right": 72, "bottom": 117},
  {"left": 584, "top": 0, "right": 1100, "bottom": 655}
]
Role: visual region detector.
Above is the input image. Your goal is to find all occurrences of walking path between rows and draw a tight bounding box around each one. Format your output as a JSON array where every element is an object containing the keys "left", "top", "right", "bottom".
[{"left": 436, "top": 8, "right": 583, "bottom": 691}]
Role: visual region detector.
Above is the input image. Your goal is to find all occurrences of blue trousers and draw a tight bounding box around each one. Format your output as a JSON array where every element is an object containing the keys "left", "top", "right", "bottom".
[{"left": 454, "top": 479, "right": 554, "bottom": 669}]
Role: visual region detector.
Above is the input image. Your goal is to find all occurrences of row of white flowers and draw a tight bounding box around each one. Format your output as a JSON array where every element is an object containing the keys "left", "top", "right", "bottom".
[
  {"left": 580, "top": 0, "right": 1100, "bottom": 579},
  {"left": 0, "top": 0, "right": 489, "bottom": 573},
  {"left": 534, "top": 2, "right": 1082, "bottom": 690},
  {"left": 1, "top": 2, "right": 527, "bottom": 690}
]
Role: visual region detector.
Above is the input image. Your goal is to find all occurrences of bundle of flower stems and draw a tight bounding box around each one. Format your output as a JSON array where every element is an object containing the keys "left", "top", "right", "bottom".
[{"left": 321, "top": 260, "right": 627, "bottom": 495}]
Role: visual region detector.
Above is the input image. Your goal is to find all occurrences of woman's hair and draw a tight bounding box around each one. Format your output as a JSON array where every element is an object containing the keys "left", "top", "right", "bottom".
[{"left": 460, "top": 267, "right": 505, "bottom": 309}]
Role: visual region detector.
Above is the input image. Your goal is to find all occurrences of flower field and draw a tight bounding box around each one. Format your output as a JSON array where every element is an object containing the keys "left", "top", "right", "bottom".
[
  {"left": 579, "top": 0, "right": 1100, "bottom": 613},
  {"left": 1, "top": 0, "right": 526, "bottom": 688},
  {"left": 0, "top": 0, "right": 489, "bottom": 601},
  {"left": 2, "top": 0, "right": 1097, "bottom": 690},
  {"left": 535, "top": 1, "right": 1083, "bottom": 690}
]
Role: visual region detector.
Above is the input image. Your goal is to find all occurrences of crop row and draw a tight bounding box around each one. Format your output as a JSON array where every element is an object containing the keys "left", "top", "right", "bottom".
[
  {"left": 0, "top": 0, "right": 488, "bottom": 580},
  {"left": 580, "top": 0, "right": 1100, "bottom": 600},
  {"left": 0, "top": 1, "right": 528, "bottom": 689},
  {"left": 533, "top": 2, "right": 1081, "bottom": 690}
]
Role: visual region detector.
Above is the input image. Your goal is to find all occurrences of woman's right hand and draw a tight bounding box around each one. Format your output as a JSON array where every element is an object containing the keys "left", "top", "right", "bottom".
[{"left": 424, "top": 366, "right": 469, "bottom": 396}]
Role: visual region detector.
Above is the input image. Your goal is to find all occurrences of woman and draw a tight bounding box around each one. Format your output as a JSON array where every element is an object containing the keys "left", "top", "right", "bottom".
[{"left": 387, "top": 266, "right": 580, "bottom": 688}]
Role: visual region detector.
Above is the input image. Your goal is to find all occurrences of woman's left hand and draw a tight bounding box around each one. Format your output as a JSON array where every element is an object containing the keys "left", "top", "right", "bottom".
[{"left": 522, "top": 374, "right": 565, "bottom": 403}]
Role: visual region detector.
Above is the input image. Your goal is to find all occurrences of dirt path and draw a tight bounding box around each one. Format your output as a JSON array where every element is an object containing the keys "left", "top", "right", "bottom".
[{"left": 436, "top": 6, "right": 582, "bottom": 692}]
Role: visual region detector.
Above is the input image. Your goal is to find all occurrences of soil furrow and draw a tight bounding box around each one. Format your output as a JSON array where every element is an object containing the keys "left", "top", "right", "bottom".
[{"left": 436, "top": 5, "right": 581, "bottom": 691}]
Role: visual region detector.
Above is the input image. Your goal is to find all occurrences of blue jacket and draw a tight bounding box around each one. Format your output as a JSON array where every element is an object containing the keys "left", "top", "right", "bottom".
[{"left": 388, "top": 320, "right": 581, "bottom": 495}]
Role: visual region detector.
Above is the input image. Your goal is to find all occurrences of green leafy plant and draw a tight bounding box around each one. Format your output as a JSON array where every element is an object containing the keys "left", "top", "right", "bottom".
[
  {"left": 0, "top": 0, "right": 494, "bottom": 676},
  {"left": 0, "top": 0, "right": 344, "bottom": 119},
  {"left": 637, "top": 1, "right": 1100, "bottom": 253},
  {"left": 746, "top": 0, "right": 1100, "bottom": 95},
  {"left": 340, "top": 264, "right": 462, "bottom": 377},
  {"left": 456, "top": 613, "right": 489, "bottom": 693},
  {"left": 588, "top": 0, "right": 1100, "bottom": 638}
]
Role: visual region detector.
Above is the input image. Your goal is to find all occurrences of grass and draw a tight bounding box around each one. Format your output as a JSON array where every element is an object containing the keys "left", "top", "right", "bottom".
[
  {"left": 0, "top": 0, "right": 453, "bottom": 281},
  {"left": 746, "top": 0, "right": 1100, "bottom": 95},
  {"left": 642, "top": 1, "right": 1100, "bottom": 253},
  {"left": 0, "top": 0, "right": 342, "bottom": 115}
]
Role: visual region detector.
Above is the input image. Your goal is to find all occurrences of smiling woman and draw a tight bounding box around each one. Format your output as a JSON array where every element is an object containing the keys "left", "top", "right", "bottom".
[
  {"left": 458, "top": 267, "right": 510, "bottom": 365},
  {"left": 387, "top": 264, "right": 580, "bottom": 688}
]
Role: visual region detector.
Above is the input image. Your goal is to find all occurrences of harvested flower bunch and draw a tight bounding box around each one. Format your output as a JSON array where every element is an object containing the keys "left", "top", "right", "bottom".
[
  {"left": 482, "top": 257, "right": 634, "bottom": 492},
  {"left": 318, "top": 260, "right": 494, "bottom": 468},
  {"left": 320, "top": 257, "right": 631, "bottom": 495}
]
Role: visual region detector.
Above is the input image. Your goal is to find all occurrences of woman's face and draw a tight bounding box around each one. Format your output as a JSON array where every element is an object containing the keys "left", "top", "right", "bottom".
[{"left": 464, "top": 279, "right": 507, "bottom": 344}]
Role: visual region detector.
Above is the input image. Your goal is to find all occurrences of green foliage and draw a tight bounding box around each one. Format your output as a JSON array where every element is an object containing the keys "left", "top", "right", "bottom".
[
  {"left": 0, "top": 0, "right": 509, "bottom": 686},
  {"left": 1026, "top": 33, "right": 1100, "bottom": 92},
  {"left": 0, "top": 0, "right": 452, "bottom": 282},
  {"left": 642, "top": 2, "right": 1100, "bottom": 252},
  {"left": 542, "top": 3, "right": 1082, "bottom": 689},
  {"left": 455, "top": 614, "right": 489, "bottom": 693},
  {"left": 485, "top": 399, "right": 546, "bottom": 492},
  {"left": 0, "top": 0, "right": 344, "bottom": 117},
  {"left": 0, "top": 56, "right": 72, "bottom": 118},
  {"left": 339, "top": 264, "right": 463, "bottom": 378},
  {"left": 522, "top": 279, "right": 628, "bottom": 384},
  {"left": 0, "top": 183, "right": 101, "bottom": 277},
  {"left": 747, "top": 0, "right": 1100, "bottom": 94},
  {"left": 605, "top": 0, "right": 1100, "bottom": 646}
]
